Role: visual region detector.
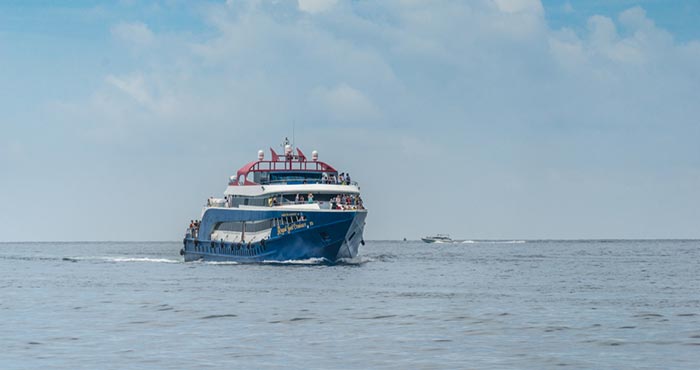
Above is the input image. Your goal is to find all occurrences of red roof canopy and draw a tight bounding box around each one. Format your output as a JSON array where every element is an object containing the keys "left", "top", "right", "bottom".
[{"left": 232, "top": 148, "right": 337, "bottom": 185}]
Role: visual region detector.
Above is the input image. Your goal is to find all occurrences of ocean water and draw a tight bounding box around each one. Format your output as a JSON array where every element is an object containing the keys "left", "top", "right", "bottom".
[{"left": 1, "top": 240, "right": 699, "bottom": 369}]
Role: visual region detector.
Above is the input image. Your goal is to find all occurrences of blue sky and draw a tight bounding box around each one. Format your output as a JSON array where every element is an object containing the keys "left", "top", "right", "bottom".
[{"left": 1, "top": 0, "right": 699, "bottom": 241}]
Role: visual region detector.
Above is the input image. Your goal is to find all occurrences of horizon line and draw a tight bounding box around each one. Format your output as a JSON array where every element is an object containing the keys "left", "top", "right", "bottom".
[{"left": 1, "top": 238, "right": 699, "bottom": 244}]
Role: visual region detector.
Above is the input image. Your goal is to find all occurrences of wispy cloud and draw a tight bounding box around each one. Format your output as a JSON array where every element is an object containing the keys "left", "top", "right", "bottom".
[{"left": 111, "top": 21, "right": 155, "bottom": 47}]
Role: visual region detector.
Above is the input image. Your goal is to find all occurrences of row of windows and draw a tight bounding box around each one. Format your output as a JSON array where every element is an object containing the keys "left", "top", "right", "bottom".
[
  {"left": 192, "top": 241, "right": 267, "bottom": 256},
  {"left": 213, "top": 214, "right": 307, "bottom": 233},
  {"left": 273, "top": 213, "right": 305, "bottom": 227},
  {"left": 230, "top": 193, "right": 352, "bottom": 205}
]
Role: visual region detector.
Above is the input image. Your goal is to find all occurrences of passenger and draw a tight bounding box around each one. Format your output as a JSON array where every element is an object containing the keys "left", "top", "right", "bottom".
[
  {"left": 300, "top": 195, "right": 305, "bottom": 202},
  {"left": 307, "top": 193, "right": 314, "bottom": 203},
  {"left": 346, "top": 173, "right": 351, "bottom": 184},
  {"left": 295, "top": 194, "right": 300, "bottom": 203},
  {"left": 268, "top": 197, "right": 273, "bottom": 207}
]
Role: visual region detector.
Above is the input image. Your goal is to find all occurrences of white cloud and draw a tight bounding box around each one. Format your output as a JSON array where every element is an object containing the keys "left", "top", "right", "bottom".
[
  {"left": 619, "top": 6, "right": 654, "bottom": 32},
  {"left": 298, "top": 0, "right": 338, "bottom": 14},
  {"left": 587, "top": 15, "right": 618, "bottom": 46},
  {"left": 493, "top": 0, "right": 543, "bottom": 14},
  {"left": 106, "top": 74, "right": 154, "bottom": 107},
  {"left": 111, "top": 21, "right": 155, "bottom": 47},
  {"left": 309, "top": 84, "right": 379, "bottom": 123},
  {"left": 68, "top": 1, "right": 700, "bottom": 139}
]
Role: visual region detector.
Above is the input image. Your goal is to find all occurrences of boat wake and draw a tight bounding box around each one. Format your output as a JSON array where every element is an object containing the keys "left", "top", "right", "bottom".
[
  {"left": 201, "top": 261, "right": 240, "bottom": 265},
  {"left": 260, "top": 256, "right": 375, "bottom": 265},
  {"left": 61, "top": 255, "right": 376, "bottom": 266},
  {"left": 65, "top": 256, "right": 181, "bottom": 264},
  {"left": 335, "top": 255, "right": 377, "bottom": 265},
  {"left": 108, "top": 257, "right": 181, "bottom": 263},
  {"left": 261, "top": 257, "right": 330, "bottom": 265}
]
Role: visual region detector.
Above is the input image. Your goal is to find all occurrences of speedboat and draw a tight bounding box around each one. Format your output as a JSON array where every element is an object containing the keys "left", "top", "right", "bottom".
[
  {"left": 421, "top": 234, "right": 453, "bottom": 243},
  {"left": 181, "top": 139, "right": 368, "bottom": 263}
]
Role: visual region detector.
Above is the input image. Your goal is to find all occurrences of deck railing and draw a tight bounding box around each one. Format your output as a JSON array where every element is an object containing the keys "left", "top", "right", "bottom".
[{"left": 260, "top": 179, "right": 359, "bottom": 186}]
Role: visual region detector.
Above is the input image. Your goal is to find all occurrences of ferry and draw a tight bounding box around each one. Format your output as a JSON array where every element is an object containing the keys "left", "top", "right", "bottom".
[{"left": 181, "top": 139, "right": 367, "bottom": 263}]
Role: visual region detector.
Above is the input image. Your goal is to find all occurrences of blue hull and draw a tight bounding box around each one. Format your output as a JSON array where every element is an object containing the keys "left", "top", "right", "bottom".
[{"left": 182, "top": 209, "right": 367, "bottom": 263}]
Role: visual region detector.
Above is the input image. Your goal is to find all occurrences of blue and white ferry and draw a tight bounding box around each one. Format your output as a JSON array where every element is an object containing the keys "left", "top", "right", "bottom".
[{"left": 181, "top": 140, "right": 367, "bottom": 263}]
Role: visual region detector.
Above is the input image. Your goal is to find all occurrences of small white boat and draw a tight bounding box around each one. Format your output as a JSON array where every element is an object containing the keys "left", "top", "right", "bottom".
[{"left": 421, "top": 234, "right": 453, "bottom": 243}]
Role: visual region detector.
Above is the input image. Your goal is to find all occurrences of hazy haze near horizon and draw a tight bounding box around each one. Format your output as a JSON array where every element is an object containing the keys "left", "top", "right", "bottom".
[{"left": 1, "top": 0, "right": 699, "bottom": 241}]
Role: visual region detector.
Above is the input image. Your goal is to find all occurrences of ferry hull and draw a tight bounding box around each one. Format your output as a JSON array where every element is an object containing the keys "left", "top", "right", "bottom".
[{"left": 182, "top": 209, "right": 367, "bottom": 263}]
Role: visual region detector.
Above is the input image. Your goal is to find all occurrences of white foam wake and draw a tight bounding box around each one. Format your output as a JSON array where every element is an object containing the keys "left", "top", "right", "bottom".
[
  {"left": 106, "top": 257, "right": 181, "bottom": 263},
  {"left": 68, "top": 256, "right": 181, "bottom": 263},
  {"left": 335, "top": 256, "right": 374, "bottom": 265},
  {"left": 201, "top": 261, "right": 239, "bottom": 265},
  {"left": 261, "top": 257, "right": 329, "bottom": 265}
]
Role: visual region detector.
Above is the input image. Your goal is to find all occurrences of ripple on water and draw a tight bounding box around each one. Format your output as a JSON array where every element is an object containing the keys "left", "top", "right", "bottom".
[
  {"left": 200, "top": 314, "right": 238, "bottom": 320},
  {"left": 543, "top": 326, "right": 571, "bottom": 332},
  {"left": 633, "top": 313, "right": 664, "bottom": 318}
]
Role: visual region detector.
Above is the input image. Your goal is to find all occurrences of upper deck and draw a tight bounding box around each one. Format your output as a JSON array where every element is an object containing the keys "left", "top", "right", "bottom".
[{"left": 230, "top": 144, "right": 357, "bottom": 187}]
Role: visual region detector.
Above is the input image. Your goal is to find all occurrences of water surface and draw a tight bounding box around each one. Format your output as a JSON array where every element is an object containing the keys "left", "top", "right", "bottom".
[{"left": 1, "top": 240, "right": 699, "bottom": 369}]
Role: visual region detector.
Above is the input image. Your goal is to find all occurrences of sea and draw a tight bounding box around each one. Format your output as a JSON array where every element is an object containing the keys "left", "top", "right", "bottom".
[{"left": 1, "top": 240, "right": 699, "bottom": 369}]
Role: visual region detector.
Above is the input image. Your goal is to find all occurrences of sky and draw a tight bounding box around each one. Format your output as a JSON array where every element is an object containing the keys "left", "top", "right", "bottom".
[{"left": 1, "top": 0, "right": 699, "bottom": 241}]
